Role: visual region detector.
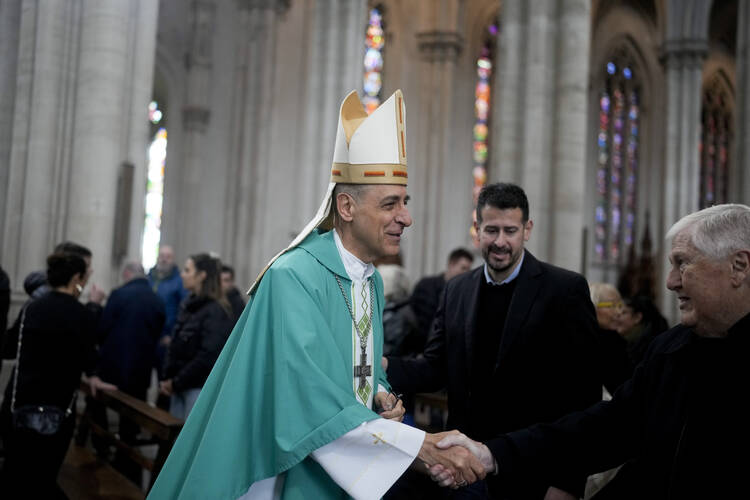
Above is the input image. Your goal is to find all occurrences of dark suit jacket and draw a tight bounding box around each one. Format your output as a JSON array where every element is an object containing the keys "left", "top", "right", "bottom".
[
  {"left": 97, "top": 277, "right": 166, "bottom": 397},
  {"left": 410, "top": 273, "right": 445, "bottom": 339},
  {"left": 388, "top": 251, "right": 601, "bottom": 498}
]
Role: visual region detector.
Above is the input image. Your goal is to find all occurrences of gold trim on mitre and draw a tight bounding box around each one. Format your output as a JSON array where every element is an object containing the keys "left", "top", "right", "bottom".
[{"left": 330, "top": 163, "right": 408, "bottom": 185}]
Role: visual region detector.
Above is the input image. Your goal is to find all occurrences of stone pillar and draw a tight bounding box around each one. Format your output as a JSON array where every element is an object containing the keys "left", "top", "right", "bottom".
[
  {"left": 405, "top": 0, "right": 465, "bottom": 276},
  {"left": 0, "top": 0, "right": 22, "bottom": 249},
  {"left": 658, "top": 0, "right": 710, "bottom": 320},
  {"left": 549, "top": 0, "right": 591, "bottom": 271},
  {"left": 2, "top": 1, "right": 158, "bottom": 294},
  {"left": 171, "top": 0, "right": 216, "bottom": 256},
  {"left": 223, "top": 0, "right": 290, "bottom": 282},
  {"left": 735, "top": 0, "right": 750, "bottom": 203},
  {"left": 293, "top": 0, "right": 367, "bottom": 223},
  {"left": 491, "top": 0, "right": 590, "bottom": 270},
  {"left": 67, "top": 0, "right": 159, "bottom": 290},
  {"left": 2, "top": 1, "right": 77, "bottom": 288}
]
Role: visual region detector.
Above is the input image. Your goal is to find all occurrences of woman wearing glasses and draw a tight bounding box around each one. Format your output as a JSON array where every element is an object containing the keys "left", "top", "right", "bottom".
[{"left": 589, "top": 282, "right": 633, "bottom": 397}]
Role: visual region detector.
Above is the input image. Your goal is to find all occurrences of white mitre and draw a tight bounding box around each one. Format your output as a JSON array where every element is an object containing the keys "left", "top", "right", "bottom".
[{"left": 248, "top": 89, "right": 408, "bottom": 294}]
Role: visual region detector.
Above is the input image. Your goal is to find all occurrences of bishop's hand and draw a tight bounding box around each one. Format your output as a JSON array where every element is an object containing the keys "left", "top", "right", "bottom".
[
  {"left": 417, "top": 431, "right": 486, "bottom": 487},
  {"left": 374, "top": 391, "right": 405, "bottom": 422},
  {"left": 428, "top": 432, "right": 496, "bottom": 488}
]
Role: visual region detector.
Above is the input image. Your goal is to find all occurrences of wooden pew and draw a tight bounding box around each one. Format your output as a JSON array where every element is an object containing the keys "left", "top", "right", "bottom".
[{"left": 60, "top": 381, "right": 183, "bottom": 497}]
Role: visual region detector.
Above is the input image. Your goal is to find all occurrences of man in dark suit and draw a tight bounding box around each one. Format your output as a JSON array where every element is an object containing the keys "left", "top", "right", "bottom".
[
  {"left": 94, "top": 260, "right": 165, "bottom": 479},
  {"left": 386, "top": 183, "right": 600, "bottom": 499},
  {"left": 411, "top": 248, "right": 474, "bottom": 339}
]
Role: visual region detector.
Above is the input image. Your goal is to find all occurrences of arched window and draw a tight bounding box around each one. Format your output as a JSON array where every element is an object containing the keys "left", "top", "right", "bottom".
[
  {"left": 470, "top": 21, "right": 498, "bottom": 241},
  {"left": 142, "top": 101, "right": 166, "bottom": 271},
  {"left": 594, "top": 53, "right": 640, "bottom": 266},
  {"left": 699, "top": 75, "right": 733, "bottom": 208},
  {"left": 363, "top": 6, "right": 385, "bottom": 115}
]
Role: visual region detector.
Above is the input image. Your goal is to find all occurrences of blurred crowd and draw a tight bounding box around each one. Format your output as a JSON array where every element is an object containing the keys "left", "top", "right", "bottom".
[{"left": 0, "top": 242, "right": 244, "bottom": 496}]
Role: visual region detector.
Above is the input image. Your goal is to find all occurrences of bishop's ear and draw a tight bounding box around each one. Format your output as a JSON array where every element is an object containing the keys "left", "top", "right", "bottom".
[{"left": 335, "top": 192, "right": 356, "bottom": 223}]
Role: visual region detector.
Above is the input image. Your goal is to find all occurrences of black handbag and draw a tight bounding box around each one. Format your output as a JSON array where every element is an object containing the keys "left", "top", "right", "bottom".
[{"left": 10, "top": 306, "right": 76, "bottom": 436}]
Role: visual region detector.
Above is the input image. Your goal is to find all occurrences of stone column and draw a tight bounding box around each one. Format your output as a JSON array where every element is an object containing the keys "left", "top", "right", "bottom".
[
  {"left": 223, "top": 0, "right": 290, "bottom": 282},
  {"left": 0, "top": 0, "right": 22, "bottom": 248},
  {"left": 735, "top": 0, "right": 750, "bottom": 203},
  {"left": 658, "top": 0, "right": 710, "bottom": 320},
  {"left": 1, "top": 1, "right": 77, "bottom": 288},
  {"left": 293, "top": 0, "right": 367, "bottom": 222},
  {"left": 170, "top": 0, "right": 216, "bottom": 256},
  {"left": 549, "top": 0, "right": 591, "bottom": 271},
  {"left": 67, "top": 0, "right": 159, "bottom": 290},
  {"left": 491, "top": 0, "right": 590, "bottom": 270},
  {"left": 406, "top": 0, "right": 465, "bottom": 276}
]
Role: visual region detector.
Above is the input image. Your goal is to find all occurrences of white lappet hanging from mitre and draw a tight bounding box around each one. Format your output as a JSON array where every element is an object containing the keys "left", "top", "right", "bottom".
[{"left": 248, "top": 89, "right": 408, "bottom": 294}]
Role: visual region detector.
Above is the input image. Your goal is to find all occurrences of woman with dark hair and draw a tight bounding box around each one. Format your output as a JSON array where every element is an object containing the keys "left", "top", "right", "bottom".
[
  {"left": 0, "top": 252, "right": 115, "bottom": 498},
  {"left": 159, "top": 253, "right": 233, "bottom": 419}
]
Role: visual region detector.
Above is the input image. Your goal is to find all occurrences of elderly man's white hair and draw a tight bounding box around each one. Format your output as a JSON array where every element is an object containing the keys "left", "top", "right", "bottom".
[{"left": 666, "top": 203, "right": 750, "bottom": 259}]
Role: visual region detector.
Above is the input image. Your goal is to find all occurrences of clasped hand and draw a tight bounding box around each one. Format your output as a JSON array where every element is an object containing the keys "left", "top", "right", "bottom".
[
  {"left": 422, "top": 432, "right": 495, "bottom": 489},
  {"left": 416, "top": 431, "right": 492, "bottom": 489}
]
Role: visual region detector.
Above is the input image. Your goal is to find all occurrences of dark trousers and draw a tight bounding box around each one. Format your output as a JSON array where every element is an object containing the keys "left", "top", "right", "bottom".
[{"left": 0, "top": 415, "right": 75, "bottom": 499}]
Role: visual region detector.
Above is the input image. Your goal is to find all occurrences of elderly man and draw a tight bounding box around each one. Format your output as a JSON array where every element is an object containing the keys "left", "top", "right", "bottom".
[
  {"left": 149, "top": 90, "right": 483, "bottom": 500},
  {"left": 434, "top": 203, "right": 750, "bottom": 499}
]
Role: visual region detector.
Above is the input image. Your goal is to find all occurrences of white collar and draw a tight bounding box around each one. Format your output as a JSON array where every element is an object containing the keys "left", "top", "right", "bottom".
[
  {"left": 484, "top": 250, "right": 525, "bottom": 285},
  {"left": 333, "top": 229, "right": 375, "bottom": 282}
]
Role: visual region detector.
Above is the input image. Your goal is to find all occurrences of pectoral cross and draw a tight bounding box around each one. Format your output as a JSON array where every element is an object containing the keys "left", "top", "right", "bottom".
[{"left": 354, "top": 349, "right": 371, "bottom": 390}]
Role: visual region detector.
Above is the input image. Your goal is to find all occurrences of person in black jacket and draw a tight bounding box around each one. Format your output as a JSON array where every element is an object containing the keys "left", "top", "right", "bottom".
[
  {"left": 431, "top": 203, "right": 750, "bottom": 500},
  {"left": 160, "top": 253, "right": 233, "bottom": 419},
  {"left": 0, "top": 252, "right": 115, "bottom": 498},
  {"left": 97, "top": 261, "right": 166, "bottom": 398},
  {"left": 220, "top": 264, "right": 245, "bottom": 323},
  {"left": 92, "top": 261, "right": 166, "bottom": 478},
  {"left": 386, "top": 183, "right": 600, "bottom": 499},
  {"left": 410, "top": 248, "right": 474, "bottom": 341}
]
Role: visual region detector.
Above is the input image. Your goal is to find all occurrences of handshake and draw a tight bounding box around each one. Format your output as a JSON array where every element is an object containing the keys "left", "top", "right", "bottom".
[
  {"left": 417, "top": 431, "right": 495, "bottom": 489},
  {"left": 374, "top": 391, "right": 494, "bottom": 489}
]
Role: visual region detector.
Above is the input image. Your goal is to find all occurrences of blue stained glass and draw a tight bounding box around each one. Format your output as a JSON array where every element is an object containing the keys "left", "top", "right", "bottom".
[
  {"left": 623, "top": 67, "right": 632, "bottom": 79},
  {"left": 607, "top": 62, "right": 616, "bottom": 75},
  {"left": 612, "top": 208, "right": 621, "bottom": 226},
  {"left": 613, "top": 134, "right": 622, "bottom": 145},
  {"left": 600, "top": 96, "right": 610, "bottom": 111},
  {"left": 595, "top": 206, "right": 607, "bottom": 221},
  {"left": 364, "top": 48, "right": 383, "bottom": 71}
]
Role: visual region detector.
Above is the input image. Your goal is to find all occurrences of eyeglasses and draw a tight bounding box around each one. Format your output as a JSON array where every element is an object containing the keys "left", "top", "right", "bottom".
[{"left": 596, "top": 300, "right": 624, "bottom": 310}]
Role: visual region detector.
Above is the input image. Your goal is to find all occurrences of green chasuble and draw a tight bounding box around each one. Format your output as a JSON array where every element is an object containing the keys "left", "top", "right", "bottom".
[{"left": 148, "top": 229, "right": 391, "bottom": 499}]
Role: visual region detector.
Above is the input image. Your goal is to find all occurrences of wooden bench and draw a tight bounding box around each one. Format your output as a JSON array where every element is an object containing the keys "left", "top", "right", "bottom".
[{"left": 59, "top": 381, "right": 183, "bottom": 498}]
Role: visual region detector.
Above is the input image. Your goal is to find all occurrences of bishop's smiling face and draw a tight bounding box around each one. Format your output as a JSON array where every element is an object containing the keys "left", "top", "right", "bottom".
[{"left": 347, "top": 184, "right": 412, "bottom": 263}]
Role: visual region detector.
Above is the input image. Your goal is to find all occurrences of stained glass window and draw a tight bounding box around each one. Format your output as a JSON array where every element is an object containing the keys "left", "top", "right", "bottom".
[
  {"left": 699, "top": 76, "right": 732, "bottom": 208},
  {"left": 142, "top": 101, "right": 166, "bottom": 271},
  {"left": 363, "top": 7, "right": 385, "bottom": 115},
  {"left": 471, "top": 22, "right": 498, "bottom": 242},
  {"left": 595, "top": 57, "right": 639, "bottom": 265}
]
